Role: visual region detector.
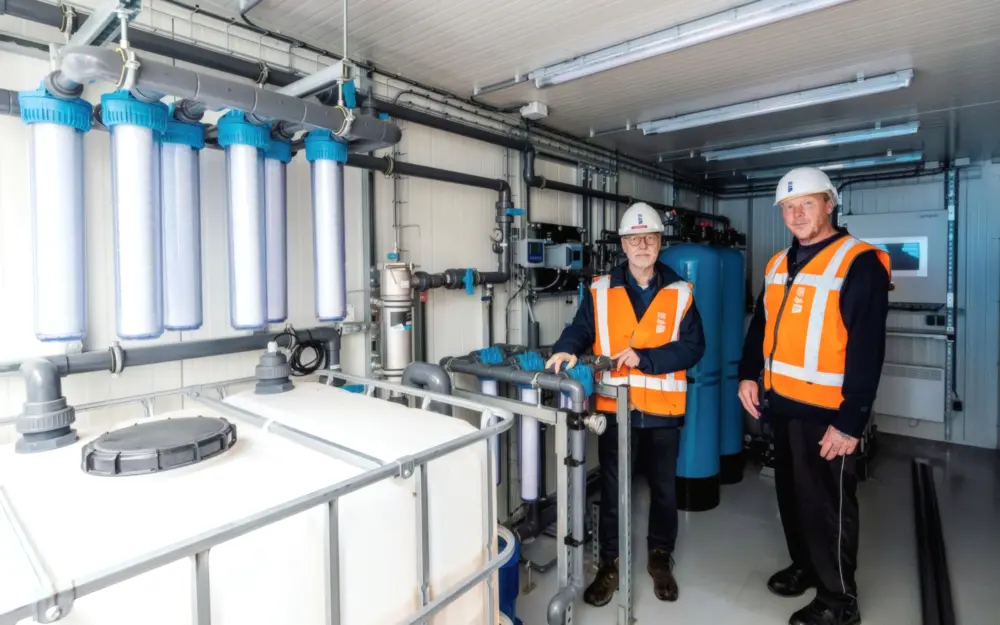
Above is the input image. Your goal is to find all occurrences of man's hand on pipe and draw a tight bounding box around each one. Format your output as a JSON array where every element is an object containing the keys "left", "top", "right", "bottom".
[{"left": 545, "top": 352, "right": 577, "bottom": 373}]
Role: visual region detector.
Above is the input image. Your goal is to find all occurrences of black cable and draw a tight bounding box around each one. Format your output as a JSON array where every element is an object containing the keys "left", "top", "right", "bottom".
[{"left": 273, "top": 327, "right": 327, "bottom": 376}]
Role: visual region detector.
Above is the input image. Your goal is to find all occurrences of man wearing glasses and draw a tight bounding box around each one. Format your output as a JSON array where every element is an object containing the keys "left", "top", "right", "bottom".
[{"left": 547, "top": 202, "right": 706, "bottom": 606}]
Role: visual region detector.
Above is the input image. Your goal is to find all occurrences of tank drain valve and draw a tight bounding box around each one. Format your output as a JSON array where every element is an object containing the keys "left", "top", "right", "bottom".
[{"left": 584, "top": 414, "right": 607, "bottom": 436}]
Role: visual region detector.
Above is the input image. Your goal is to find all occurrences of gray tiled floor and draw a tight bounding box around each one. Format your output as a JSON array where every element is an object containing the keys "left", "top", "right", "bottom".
[{"left": 515, "top": 433, "right": 1000, "bottom": 625}]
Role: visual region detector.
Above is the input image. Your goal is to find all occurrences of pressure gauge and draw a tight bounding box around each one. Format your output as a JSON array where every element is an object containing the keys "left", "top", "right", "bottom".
[{"left": 490, "top": 228, "right": 504, "bottom": 243}]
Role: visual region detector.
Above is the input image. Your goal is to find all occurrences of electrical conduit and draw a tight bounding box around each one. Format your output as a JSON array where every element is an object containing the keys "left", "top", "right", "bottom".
[{"left": 17, "top": 85, "right": 92, "bottom": 342}]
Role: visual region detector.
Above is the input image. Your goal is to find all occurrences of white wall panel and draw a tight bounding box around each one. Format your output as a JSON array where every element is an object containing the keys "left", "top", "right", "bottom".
[{"left": 733, "top": 167, "right": 1000, "bottom": 449}]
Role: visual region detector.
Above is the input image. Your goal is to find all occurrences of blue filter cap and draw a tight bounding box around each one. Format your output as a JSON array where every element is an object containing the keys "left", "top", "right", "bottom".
[
  {"left": 304, "top": 129, "right": 348, "bottom": 163},
  {"left": 100, "top": 90, "right": 167, "bottom": 132},
  {"left": 264, "top": 136, "right": 293, "bottom": 163},
  {"left": 162, "top": 118, "right": 206, "bottom": 149},
  {"left": 18, "top": 85, "right": 93, "bottom": 132},
  {"left": 217, "top": 110, "right": 269, "bottom": 150}
]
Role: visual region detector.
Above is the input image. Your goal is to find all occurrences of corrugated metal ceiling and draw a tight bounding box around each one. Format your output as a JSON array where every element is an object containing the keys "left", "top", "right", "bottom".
[{"left": 177, "top": 0, "right": 1000, "bottom": 174}]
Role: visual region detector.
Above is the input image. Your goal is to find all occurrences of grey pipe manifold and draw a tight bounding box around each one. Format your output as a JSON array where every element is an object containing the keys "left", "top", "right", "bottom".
[
  {"left": 16, "top": 359, "right": 78, "bottom": 453},
  {"left": 58, "top": 46, "right": 401, "bottom": 150},
  {"left": 439, "top": 356, "right": 589, "bottom": 413},
  {"left": 0, "top": 88, "right": 19, "bottom": 116},
  {"left": 401, "top": 362, "right": 453, "bottom": 416}
]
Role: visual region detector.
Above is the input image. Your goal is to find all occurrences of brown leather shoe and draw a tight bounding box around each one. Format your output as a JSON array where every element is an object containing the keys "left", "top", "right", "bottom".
[
  {"left": 647, "top": 548, "right": 679, "bottom": 602},
  {"left": 583, "top": 559, "right": 619, "bottom": 607}
]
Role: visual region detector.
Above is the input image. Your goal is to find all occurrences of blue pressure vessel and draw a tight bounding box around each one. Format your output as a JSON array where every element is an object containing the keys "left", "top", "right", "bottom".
[
  {"left": 659, "top": 243, "right": 721, "bottom": 511},
  {"left": 718, "top": 246, "right": 747, "bottom": 484}
]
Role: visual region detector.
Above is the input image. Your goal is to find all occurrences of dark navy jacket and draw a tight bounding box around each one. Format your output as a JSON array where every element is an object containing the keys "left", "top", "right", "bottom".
[{"left": 552, "top": 262, "right": 706, "bottom": 428}]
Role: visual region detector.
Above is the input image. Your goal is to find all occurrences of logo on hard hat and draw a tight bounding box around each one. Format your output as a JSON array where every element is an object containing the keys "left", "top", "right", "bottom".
[
  {"left": 637, "top": 214, "right": 644, "bottom": 225},
  {"left": 787, "top": 181, "right": 794, "bottom": 193}
]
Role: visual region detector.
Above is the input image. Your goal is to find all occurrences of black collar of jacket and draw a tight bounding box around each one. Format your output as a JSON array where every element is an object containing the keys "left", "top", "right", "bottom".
[{"left": 608, "top": 261, "right": 685, "bottom": 290}]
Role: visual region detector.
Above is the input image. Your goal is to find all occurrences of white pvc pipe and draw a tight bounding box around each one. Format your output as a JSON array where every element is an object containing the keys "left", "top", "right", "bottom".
[
  {"left": 480, "top": 379, "right": 501, "bottom": 485},
  {"left": 110, "top": 124, "right": 163, "bottom": 339},
  {"left": 264, "top": 157, "right": 288, "bottom": 324},
  {"left": 160, "top": 141, "right": 203, "bottom": 331},
  {"left": 311, "top": 159, "right": 347, "bottom": 321},
  {"left": 225, "top": 143, "right": 267, "bottom": 330},
  {"left": 519, "top": 388, "right": 541, "bottom": 502},
  {"left": 29, "top": 123, "right": 86, "bottom": 341}
]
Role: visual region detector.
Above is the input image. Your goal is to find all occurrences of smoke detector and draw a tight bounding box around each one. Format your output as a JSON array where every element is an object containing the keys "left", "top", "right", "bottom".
[{"left": 520, "top": 102, "right": 549, "bottom": 120}]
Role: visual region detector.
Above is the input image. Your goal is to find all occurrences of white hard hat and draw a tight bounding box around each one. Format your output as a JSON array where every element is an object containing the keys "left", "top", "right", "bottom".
[
  {"left": 774, "top": 167, "right": 840, "bottom": 206},
  {"left": 618, "top": 202, "right": 665, "bottom": 236}
]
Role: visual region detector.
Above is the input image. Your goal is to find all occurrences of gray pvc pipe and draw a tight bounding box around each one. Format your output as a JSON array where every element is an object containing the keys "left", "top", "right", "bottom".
[
  {"left": 439, "top": 357, "right": 589, "bottom": 413},
  {"left": 58, "top": 46, "right": 401, "bottom": 148},
  {"left": 401, "top": 362, "right": 453, "bottom": 416},
  {"left": 0, "top": 88, "right": 19, "bottom": 116},
  {"left": 21, "top": 358, "right": 62, "bottom": 405},
  {"left": 0, "top": 326, "right": 341, "bottom": 377}
]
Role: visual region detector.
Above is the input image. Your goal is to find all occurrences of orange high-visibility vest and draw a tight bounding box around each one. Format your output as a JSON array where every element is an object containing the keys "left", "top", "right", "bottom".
[
  {"left": 762, "top": 235, "right": 891, "bottom": 410},
  {"left": 591, "top": 275, "right": 694, "bottom": 416}
]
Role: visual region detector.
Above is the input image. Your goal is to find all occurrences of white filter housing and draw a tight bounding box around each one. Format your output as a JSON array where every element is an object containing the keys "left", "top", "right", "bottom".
[
  {"left": 101, "top": 92, "right": 169, "bottom": 340},
  {"left": 263, "top": 139, "right": 292, "bottom": 324},
  {"left": 160, "top": 119, "right": 205, "bottom": 332},
  {"left": 305, "top": 130, "right": 348, "bottom": 322},
  {"left": 217, "top": 111, "right": 270, "bottom": 331},
  {"left": 480, "top": 379, "right": 501, "bottom": 486},
  {"left": 0, "top": 383, "right": 494, "bottom": 625},
  {"left": 18, "top": 86, "right": 93, "bottom": 342},
  {"left": 518, "top": 388, "right": 541, "bottom": 502}
]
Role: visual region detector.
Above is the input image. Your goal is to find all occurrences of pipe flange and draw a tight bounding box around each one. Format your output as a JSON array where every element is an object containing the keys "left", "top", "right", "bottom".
[
  {"left": 43, "top": 71, "right": 84, "bottom": 99},
  {"left": 108, "top": 341, "right": 125, "bottom": 375},
  {"left": 15, "top": 402, "right": 77, "bottom": 454}
]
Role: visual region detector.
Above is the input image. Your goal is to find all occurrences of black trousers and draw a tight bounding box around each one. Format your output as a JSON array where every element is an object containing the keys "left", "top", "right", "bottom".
[
  {"left": 773, "top": 415, "right": 860, "bottom": 605},
  {"left": 598, "top": 422, "right": 680, "bottom": 560}
]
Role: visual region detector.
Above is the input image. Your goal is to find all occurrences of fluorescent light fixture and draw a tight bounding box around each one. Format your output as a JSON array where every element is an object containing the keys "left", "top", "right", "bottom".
[
  {"left": 702, "top": 121, "right": 920, "bottom": 161},
  {"left": 638, "top": 69, "right": 915, "bottom": 135},
  {"left": 528, "top": 0, "right": 855, "bottom": 87},
  {"left": 741, "top": 151, "right": 924, "bottom": 179}
]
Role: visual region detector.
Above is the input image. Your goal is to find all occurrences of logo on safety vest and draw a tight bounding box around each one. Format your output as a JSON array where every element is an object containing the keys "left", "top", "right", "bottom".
[
  {"left": 791, "top": 286, "right": 806, "bottom": 314},
  {"left": 655, "top": 311, "right": 667, "bottom": 334}
]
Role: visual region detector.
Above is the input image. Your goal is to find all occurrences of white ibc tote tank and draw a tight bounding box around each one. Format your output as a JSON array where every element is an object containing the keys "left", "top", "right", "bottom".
[{"left": 0, "top": 382, "right": 496, "bottom": 625}]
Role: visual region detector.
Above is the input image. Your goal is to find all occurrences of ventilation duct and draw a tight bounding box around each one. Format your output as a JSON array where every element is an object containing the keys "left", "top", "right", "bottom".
[
  {"left": 160, "top": 106, "right": 206, "bottom": 331},
  {"left": 18, "top": 86, "right": 92, "bottom": 342},
  {"left": 218, "top": 110, "right": 269, "bottom": 331},
  {"left": 264, "top": 135, "right": 292, "bottom": 324},
  {"left": 102, "top": 90, "right": 168, "bottom": 340},
  {"left": 305, "top": 130, "right": 348, "bottom": 322}
]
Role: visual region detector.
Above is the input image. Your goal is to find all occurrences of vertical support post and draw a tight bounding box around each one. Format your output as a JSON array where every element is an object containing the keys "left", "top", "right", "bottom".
[
  {"left": 484, "top": 410, "right": 498, "bottom": 622},
  {"left": 191, "top": 550, "right": 211, "bottom": 625},
  {"left": 555, "top": 409, "right": 570, "bottom": 589},
  {"left": 324, "top": 500, "right": 341, "bottom": 625},
  {"left": 944, "top": 168, "right": 958, "bottom": 441},
  {"left": 616, "top": 385, "right": 632, "bottom": 625},
  {"left": 414, "top": 463, "right": 431, "bottom": 622}
]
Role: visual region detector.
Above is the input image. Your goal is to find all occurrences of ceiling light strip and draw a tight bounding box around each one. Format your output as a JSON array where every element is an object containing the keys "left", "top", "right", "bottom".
[
  {"left": 702, "top": 121, "right": 921, "bottom": 161},
  {"left": 528, "top": 0, "right": 856, "bottom": 88},
  {"left": 741, "top": 150, "right": 924, "bottom": 179},
  {"left": 638, "top": 69, "right": 914, "bottom": 135}
]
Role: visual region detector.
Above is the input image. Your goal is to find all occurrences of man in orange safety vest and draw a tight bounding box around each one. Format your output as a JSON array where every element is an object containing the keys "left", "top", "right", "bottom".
[
  {"left": 738, "top": 167, "right": 890, "bottom": 625},
  {"left": 547, "top": 202, "right": 705, "bottom": 607}
]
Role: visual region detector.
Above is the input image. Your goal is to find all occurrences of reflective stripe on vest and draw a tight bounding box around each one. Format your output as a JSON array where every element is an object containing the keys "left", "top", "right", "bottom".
[
  {"left": 762, "top": 235, "right": 891, "bottom": 409},
  {"left": 591, "top": 275, "right": 692, "bottom": 417}
]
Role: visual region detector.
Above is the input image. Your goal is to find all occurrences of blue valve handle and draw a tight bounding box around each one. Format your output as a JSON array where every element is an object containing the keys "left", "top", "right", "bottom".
[{"left": 464, "top": 268, "right": 475, "bottom": 295}]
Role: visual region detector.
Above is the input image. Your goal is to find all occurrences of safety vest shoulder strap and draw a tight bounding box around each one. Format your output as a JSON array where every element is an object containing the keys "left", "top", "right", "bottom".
[
  {"left": 661, "top": 280, "right": 693, "bottom": 342},
  {"left": 591, "top": 275, "right": 613, "bottom": 355}
]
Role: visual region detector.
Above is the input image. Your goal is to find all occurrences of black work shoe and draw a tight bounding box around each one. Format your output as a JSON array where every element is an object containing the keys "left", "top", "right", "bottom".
[
  {"left": 789, "top": 597, "right": 862, "bottom": 625},
  {"left": 583, "top": 559, "right": 619, "bottom": 607},
  {"left": 768, "top": 564, "right": 817, "bottom": 597},
  {"left": 647, "top": 547, "right": 679, "bottom": 602}
]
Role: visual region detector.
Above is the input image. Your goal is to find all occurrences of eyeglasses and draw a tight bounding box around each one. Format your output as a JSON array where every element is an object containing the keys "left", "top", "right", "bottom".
[{"left": 622, "top": 234, "right": 661, "bottom": 247}]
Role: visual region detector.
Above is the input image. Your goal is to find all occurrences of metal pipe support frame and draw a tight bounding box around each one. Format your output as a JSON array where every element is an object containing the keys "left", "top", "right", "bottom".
[
  {"left": 449, "top": 379, "right": 633, "bottom": 625},
  {"left": 0, "top": 371, "right": 516, "bottom": 625}
]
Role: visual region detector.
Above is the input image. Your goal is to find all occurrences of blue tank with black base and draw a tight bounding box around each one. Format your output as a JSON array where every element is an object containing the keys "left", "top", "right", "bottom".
[
  {"left": 718, "top": 245, "right": 747, "bottom": 484},
  {"left": 659, "top": 243, "right": 721, "bottom": 511}
]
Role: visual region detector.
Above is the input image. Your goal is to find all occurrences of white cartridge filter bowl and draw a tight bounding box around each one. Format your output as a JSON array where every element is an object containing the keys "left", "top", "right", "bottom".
[
  {"left": 263, "top": 138, "right": 292, "bottom": 324},
  {"left": 305, "top": 130, "right": 348, "bottom": 322},
  {"left": 519, "top": 388, "right": 541, "bottom": 502},
  {"left": 102, "top": 92, "right": 169, "bottom": 340},
  {"left": 160, "top": 120, "right": 205, "bottom": 331},
  {"left": 480, "top": 379, "right": 501, "bottom": 485},
  {"left": 218, "top": 111, "right": 269, "bottom": 331},
  {"left": 18, "top": 87, "right": 93, "bottom": 342},
  {"left": 27, "top": 122, "right": 87, "bottom": 341}
]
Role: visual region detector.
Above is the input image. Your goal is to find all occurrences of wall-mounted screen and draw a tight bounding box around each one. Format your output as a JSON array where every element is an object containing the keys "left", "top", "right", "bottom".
[{"left": 865, "top": 236, "right": 929, "bottom": 277}]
